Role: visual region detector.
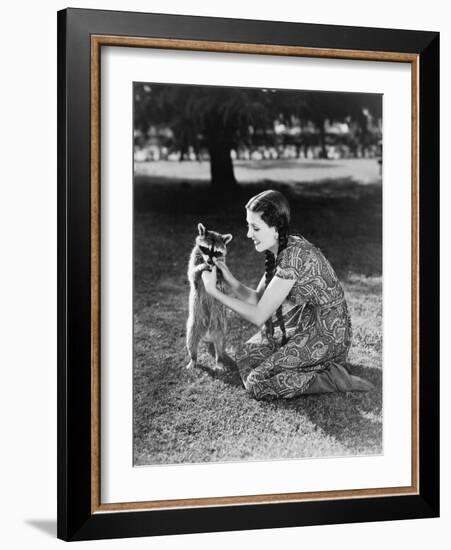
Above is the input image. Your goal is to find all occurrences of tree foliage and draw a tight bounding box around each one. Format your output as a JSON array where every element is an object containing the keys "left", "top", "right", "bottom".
[{"left": 134, "top": 83, "right": 382, "bottom": 188}]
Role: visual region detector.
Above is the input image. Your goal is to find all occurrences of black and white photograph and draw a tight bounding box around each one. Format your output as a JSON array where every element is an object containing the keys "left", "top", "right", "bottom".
[
  {"left": 132, "top": 82, "right": 383, "bottom": 466},
  {"left": 1, "top": 0, "right": 444, "bottom": 546}
]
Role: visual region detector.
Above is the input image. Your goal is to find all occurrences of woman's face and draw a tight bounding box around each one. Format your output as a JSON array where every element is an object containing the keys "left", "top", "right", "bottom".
[{"left": 246, "top": 209, "right": 278, "bottom": 254}]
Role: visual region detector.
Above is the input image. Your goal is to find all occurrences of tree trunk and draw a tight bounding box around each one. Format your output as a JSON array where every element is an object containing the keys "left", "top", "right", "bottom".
[
  {"left": 208, "top": 136, "right": 237, "bottom": 191},
  {"left": 318, "top": 119, "right": 328, "bottom": 159}
]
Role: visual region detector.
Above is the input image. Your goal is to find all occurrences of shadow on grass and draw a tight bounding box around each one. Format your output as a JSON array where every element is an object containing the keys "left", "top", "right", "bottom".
[
  {"left": 195, "top": 364, "right": 243, "bottom": 388},
  {"left": 193, "top": 344, "right": 243, "bottom": 387},
  {"left": 134, "top": 176, "right": 382, "bottom": 215},
  {"left": 275, "top": 363, "right": 383, "bottom": 453},
  {"left": 133, "top": 177, "right": 382, "bottom": 279}
]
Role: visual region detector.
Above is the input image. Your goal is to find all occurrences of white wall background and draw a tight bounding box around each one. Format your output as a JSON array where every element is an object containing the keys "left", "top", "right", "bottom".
[{"left": 0, "top": 1, "right": 448, "bottom": 548}]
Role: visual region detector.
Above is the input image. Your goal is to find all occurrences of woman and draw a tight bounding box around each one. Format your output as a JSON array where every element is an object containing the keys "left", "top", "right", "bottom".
[{"left": 201, "top": 189, "right": 373, "bottom": 400}]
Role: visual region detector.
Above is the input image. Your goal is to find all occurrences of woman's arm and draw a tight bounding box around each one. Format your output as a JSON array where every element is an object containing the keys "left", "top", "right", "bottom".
[
  {"left": 214, "top": 259, "right": 264, "bottom": 305},
  {"left": 228, "top": 273, "right": 266, "bottom": 305},
  {"left": 202, "top": 267, "right": 295, "bottom": 327}
]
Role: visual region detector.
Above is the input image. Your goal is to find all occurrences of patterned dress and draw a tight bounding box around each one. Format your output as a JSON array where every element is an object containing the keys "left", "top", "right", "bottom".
[{"left": 235, "top": 235, "right": 373, "bottom": 400}]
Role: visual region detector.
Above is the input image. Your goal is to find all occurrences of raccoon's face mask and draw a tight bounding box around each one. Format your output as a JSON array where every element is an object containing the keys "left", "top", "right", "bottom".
[
  {"left": 196, "top": 223, "right": 232, "bottom": 267},
  {"left": 198, "top": 244, "right": 225, "bottom": 266}
]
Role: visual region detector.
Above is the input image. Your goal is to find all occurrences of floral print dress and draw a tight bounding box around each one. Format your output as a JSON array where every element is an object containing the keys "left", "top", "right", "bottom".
[{"left": 235, "top": 235, "right": 373, "bottom": 400}]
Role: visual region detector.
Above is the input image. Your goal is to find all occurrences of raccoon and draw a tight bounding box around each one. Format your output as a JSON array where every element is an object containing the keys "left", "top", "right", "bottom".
[{"left": 186, "top": 223, "right": 233, "bottom": 370}]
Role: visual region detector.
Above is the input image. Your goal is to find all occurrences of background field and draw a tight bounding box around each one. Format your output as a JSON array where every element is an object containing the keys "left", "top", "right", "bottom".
[{"left": 133, "top": 158, "right": 382, "bottom": 465}]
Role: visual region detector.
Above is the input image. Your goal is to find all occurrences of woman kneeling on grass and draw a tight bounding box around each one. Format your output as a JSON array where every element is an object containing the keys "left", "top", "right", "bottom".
[{"left": 201, "top": 189, "right": 373, "bottom": 400}]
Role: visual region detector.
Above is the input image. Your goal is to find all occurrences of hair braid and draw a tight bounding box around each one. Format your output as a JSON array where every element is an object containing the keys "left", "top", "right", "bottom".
[
  {"left": 264, "top": 250, "right": 276, "bottom": 340},
  {"left": 264, "top": 228, "right": 289, "bottom": 345},
  {"left": 275, "top": 229, "right": 289, "bottom": 345}
]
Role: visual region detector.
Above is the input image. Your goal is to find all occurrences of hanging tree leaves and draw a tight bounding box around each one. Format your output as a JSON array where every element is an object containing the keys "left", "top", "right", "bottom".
[{"left": 134, "top": 83, "right": 382, "bottom": 189}]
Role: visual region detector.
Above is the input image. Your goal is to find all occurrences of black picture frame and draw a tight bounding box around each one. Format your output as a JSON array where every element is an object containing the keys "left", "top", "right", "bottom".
[{"left": 57, "top": 7, "right": 439, "bottom": 541}]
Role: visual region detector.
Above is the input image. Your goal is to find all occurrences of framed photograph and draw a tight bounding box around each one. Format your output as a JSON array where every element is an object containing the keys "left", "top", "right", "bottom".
[{"left": 57, "top": 8, "right": 439, "bottom": 541}]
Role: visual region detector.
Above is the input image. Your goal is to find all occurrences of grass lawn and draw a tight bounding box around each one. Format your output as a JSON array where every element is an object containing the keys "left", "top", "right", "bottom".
[{"left": 133, "top": 171, "right": 382, "bottom": 466}]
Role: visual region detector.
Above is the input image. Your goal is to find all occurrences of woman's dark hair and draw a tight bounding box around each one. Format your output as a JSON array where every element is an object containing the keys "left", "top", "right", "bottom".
[{"left": 246, "top": 190, "right": 291, "bottom": 345}]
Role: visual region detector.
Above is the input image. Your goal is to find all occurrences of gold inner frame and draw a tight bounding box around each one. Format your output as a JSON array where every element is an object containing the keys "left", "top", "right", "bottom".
[{"left": 90, "top": 35, "right": 420, "bottom": 514}]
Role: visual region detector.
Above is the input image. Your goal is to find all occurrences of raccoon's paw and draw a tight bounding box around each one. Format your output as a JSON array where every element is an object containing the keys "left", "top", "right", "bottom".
[
  {"left": 186, "top": 360, "right": 197, "bottom": 370},
  {"left": 195, "top": 263, "right": 211, "bottom": 273}
]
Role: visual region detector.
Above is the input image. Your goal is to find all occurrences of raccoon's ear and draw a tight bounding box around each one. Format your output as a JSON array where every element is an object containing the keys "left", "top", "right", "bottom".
[
  {"left": 198, "top": 223, "right": 207, "bottom": 236},
  {"left": 222, "top": 233, "right": 233, "bottom": 244}
]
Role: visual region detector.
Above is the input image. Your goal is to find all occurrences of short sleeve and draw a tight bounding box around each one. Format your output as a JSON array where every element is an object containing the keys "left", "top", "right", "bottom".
[{"left": 275, "top": 245, "right": 302, "bottom": 280}]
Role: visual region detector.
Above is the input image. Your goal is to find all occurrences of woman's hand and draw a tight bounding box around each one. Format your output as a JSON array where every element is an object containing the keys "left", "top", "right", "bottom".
[
  {"left": 201, "top": 266, "right": 218, "bottom": 295},
  {"left": 213, "top": 258, "right": 235, "bottom": 286}
]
